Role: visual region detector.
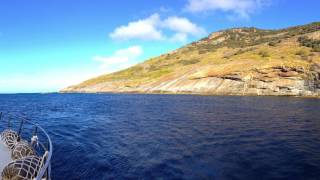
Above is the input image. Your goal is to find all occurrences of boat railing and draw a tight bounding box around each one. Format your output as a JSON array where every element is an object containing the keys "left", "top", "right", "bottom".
[{"left": 0, "top": 112, "right": 53, "bottom": 180}]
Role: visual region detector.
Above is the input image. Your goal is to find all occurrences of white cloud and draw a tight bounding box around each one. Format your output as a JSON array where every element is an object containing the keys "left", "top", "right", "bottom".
[
  {"left": 185, "top": 0, "right": 270, "bottom": 19},
  {"left": 109, "top": 14, "right": 163, "bottom": 41},
  {"left": 162, "top": 16, "right": 207, "bottom": 36},
  {"left": 109, "top": 14, "right": 206, "bottom": 42},
  {"left": 93, "top": 46, "right": 143, "bottom": 72},
  {"left": 170, "top": 33, "right": 188, "bottom": 42}
]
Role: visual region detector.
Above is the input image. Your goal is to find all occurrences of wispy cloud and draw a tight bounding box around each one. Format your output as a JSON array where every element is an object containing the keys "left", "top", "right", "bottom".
[
  {"left": 185, "top": 0, "right": 271, "bottom": 19},
  {"left": 162, "top": 16, "right": 207, "bottom": 36},
  {"left": 110, "top": 14, "right": 163, "bottom": 41},
  {"left": 109, "top": 13, "right": 206, "bottom": 42},
  {"left": 93, "top": 46, "right": 143, "bottom": 73}
]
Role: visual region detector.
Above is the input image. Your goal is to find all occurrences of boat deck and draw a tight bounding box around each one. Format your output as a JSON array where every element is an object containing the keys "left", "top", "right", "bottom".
[
  {"left": 0, "top": 113, "right": 53, "bottom": 179},
  {"left": 0, "top": 140, "right": 11, "bottom": 175}
]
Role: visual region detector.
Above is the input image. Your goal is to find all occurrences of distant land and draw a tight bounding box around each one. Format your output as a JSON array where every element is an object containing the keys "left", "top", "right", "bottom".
[{"left": 62, "top": 22, "right": 320, "bottom": 97}]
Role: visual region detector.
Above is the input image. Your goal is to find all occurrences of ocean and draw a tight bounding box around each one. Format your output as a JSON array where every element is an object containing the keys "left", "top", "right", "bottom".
[{"left": 0, "top": 93, "right": 319, "bottom": 179}]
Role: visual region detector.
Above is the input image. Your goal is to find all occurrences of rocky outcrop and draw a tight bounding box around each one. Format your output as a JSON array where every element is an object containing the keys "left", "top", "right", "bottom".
[{"left": 62, "top": 64, "right": 320, "bottom": 97}]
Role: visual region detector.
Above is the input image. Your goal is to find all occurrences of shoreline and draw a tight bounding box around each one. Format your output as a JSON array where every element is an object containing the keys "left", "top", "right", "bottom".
[{"left": 59, "top": 91, "right": 320, "bottom": 99}]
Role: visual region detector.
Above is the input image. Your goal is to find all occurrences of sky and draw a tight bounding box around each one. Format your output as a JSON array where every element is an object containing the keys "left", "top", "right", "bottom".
[{"left": 0, "top": 0, "right": 319, "bottom": 93}]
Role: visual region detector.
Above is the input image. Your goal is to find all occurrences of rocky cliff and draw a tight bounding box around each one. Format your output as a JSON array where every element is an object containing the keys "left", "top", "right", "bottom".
[{"left": 62, "top": 22, "right": 320, "bottom": 97}]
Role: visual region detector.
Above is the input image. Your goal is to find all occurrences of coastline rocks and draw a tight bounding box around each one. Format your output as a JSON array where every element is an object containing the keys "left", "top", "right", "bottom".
[{"left": 62, "top": 65, "right": 320, "bottom": 97}]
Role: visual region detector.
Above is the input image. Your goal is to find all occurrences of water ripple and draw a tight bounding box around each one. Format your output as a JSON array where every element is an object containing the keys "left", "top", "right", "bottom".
[{"left": 0, "top": 94, "right": 319, "bottom": 180}]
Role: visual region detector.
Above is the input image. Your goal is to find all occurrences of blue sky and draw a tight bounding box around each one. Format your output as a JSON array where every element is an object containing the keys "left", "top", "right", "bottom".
[{"left": 0, "top": 0, "right": 319, "bottom": 93}]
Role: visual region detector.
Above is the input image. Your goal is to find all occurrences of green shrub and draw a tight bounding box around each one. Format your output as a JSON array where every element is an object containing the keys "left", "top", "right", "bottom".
[
  {"left": 312, "top": 47, "right": 320, "bottom": 52},
  {"left": 180, "top": 59, "right": 200, "bottom": 65},
  {"left": 149, "top": 65, "right": 160, "bottom": 71},
  {"left": 298, "top": 36, "right": 320, "bottom": 52},
  {"left": 295, "top": 49, "right": 310, "bottom": 60},
  {"left": 234, "top": 49, "right": 245, "bottom": 55},
  {"left": 258, "top": 50, "right": 270, "bottom": 58},
  {"left": 295, "top": 49, "right": 308, "bottom": 56},
  {"left": 198, "top": 49, "right": 208, "bottom": 54},
  {"left": 268, "top": 40, "right": 281, "bottom": 46},
  {"left": 268, "top": 41, "right": 277, "bottom": 46}
]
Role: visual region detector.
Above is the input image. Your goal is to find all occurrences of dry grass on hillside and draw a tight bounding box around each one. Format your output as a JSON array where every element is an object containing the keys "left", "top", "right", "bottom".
[{"left": 70, "top": 22, "right": 320, "bottom": 90}]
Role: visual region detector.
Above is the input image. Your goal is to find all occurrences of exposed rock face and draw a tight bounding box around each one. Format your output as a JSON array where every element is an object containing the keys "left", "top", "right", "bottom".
[
  {"left": 62, "top": 22, "right": 320, "bottom": 97},
  {"left": 62, "top": 64, "right": 320, "bottom": 96}
]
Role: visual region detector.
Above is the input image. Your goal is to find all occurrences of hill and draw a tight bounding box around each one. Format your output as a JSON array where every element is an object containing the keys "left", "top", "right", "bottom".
[{"left": 62, "top": 22, "right": 320, "bottom": 97}]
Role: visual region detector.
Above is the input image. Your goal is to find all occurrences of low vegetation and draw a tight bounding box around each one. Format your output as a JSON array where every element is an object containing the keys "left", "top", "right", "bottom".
[
  {"left": 298, "top": 36, "right": 320, "bottom": 52},
  {"left": 65, "top": 22, "right": 320, "bottom": 91},
  {"left": 179, "top": 59, "right": 200, "bottom": 65},
  {"left": 258, "top": 50, "right": 270, "bottom": 58},
  {"left": 268, "top": 40, "right": 281, "bottom": 46}
]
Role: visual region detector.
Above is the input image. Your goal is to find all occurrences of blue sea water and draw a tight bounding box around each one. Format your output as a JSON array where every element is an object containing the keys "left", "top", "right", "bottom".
[{"left": 0, "top": 93, "right": 320, "bottom": 180}]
